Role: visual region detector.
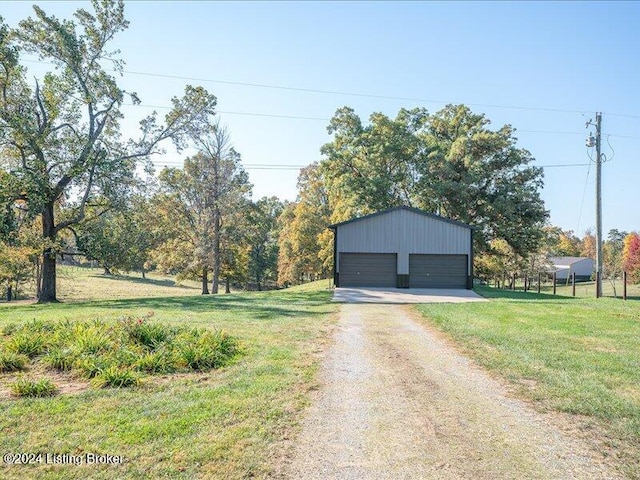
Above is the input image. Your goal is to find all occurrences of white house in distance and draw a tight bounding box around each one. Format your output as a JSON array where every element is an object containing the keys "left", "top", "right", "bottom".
[{"left": 548, "top": 257, "right": 595, "bottom": 282}]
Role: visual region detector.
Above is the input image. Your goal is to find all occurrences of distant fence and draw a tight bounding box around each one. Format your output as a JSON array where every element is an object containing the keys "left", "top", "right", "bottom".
[{"left": 492, "top": 271, "right": 631, "bottom": 300}]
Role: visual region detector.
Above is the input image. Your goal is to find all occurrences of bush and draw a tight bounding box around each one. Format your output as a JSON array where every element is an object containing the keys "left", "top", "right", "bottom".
[
  {"left": 10, "top": 377, "right": 58, "bottom": 397},
  {"left": 0, "top": 351, "right": 29, "bottom": 372},
  {"left": 92, "top": 366, "right": 141, "bottom": 388}
]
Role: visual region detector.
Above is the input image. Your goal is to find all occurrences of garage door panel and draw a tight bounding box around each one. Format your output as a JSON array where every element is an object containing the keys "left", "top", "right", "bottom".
[
  {"left": 409, "top": 254, "right": 467, "bottom": 288},
  {"left": 340, "top": 253, "right": 396, "bottom": 287}
]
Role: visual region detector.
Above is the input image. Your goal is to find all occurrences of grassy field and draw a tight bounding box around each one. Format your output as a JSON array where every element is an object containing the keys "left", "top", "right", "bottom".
[
  {"left": 416, "top": 286, "right": 640, "bottom": 478},
  {"left": 0, "top": 268, "right": 337, "bottom": 479},
  {"left": 0, "top": 265, "right": 204, "bottom": 304}
]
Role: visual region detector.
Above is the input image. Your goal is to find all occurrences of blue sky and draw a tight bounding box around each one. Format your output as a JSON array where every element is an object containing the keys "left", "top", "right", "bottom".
[{"left": 3, "top": 1, "right": 639, "bottom": 234}]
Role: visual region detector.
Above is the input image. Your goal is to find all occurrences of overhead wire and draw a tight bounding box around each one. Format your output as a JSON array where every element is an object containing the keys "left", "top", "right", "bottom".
[
  {"left": 21, "top": 57, "right": 640, "bottom": 120},
  {"left": 576, "top": 148, "right": 594, "bottom": 233}
]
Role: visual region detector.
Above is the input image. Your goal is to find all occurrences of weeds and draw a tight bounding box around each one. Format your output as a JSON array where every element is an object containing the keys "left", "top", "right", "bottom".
[
  {"left": 6, "top": 333, "right": 47, "bottom": 358},
  {"left": 10, "top": 377, "right": 58, "bottom": 397},
  {"left": 92, "top": 366, "right": 141, "bottom": 388},
  {"left": 42, "top": 348, "right": 75, "bottom": 371},
  {"left": 0, "top": 316, "right": 240, "bottom": 392},
  {"left": 0, "top": 351, "right": 29, "bottom": 372}
]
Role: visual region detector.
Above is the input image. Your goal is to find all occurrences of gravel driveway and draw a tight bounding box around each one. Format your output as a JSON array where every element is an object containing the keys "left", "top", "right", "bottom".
[{"left": 285, "top": 304, "right": 620, "bottom": 479}]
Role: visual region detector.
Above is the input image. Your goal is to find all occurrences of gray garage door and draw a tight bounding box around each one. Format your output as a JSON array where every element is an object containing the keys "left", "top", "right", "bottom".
[
  {"left": 339, "top": 253, "right": 397, "bottom": 287},
  {"left": 409, "top": 254, "right": 467, "bottom": 288}
]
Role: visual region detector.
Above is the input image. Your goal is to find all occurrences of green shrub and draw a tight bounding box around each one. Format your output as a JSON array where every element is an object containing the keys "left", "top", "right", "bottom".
[
  {"left": 120, "top": 316, "right": 172, "bottom": 350},
  {"left": 0, "top": 351, "right": 29, "bottom": 372},
  {"left": 92, "top": 366, "right": 141, "bottom": 388},
  {"left": 2, "top": 317, "right": 240, "bottom": 389},
  {"left": 74, "top": 355, "right": 113, "bottom": 379},
  {"left": 10, "top": 377, "right": 58, "bottom": 397},
  {"left": 43, "top": 347, "right": 76, "bottom": 372},
  {"left": 135, "top": 349, "right": 176, "bottom": 374},
  {"left": 1, "top": 323, "right": 17, "bottom": 336},
  {"left": 6, "top": 333, "right": 46, "bottom": 358},
  {"left": 177, "top": 330, "right": 238, "bottom": 371},
  {"left": 72, "top": 327, "right": 111, "bottom": 355}
]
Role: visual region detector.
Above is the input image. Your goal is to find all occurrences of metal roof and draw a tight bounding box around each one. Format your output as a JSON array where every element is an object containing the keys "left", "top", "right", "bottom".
[
  {"left": 328, "top": 206, "right": 474, "bottom": 230},
  {"left": 548, "top": 256, "right": 593, "bottom": 266}
]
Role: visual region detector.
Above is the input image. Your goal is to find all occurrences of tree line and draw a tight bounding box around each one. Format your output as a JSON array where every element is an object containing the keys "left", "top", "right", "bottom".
[{"left": 1, "top": 1, "right": 638, "bottom": 302}]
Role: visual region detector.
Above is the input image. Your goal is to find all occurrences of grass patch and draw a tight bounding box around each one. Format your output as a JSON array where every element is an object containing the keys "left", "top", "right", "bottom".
[
  {"left": 416, "top": 285, "right": 640, "bottom": 477},
  {"left": 0, "top": 315, "right": 239, "bottom": 387},
  {"left": 0, "top": 351, "right": 29, "bottom": 372},
  {"left": 10, "top": 377, "right": 58, "bottom": 397},
  {"left": 0, "top": 278, "right": 336, "bottom": 479},
  {"left": 91, "top": 366, "right": 141, "bottom": 389}
]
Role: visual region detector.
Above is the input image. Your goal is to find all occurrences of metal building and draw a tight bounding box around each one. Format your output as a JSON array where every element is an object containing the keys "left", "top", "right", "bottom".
[
  {"left": 329, "top": 206, "right": 474, "bottom": 289},
  {"left": 548, "top": 257, "right": 595, "bottom": 282}
]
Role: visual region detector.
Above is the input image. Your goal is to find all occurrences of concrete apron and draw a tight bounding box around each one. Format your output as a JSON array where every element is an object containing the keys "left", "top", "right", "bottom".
[{"left": 332, "top": 287, "right": 488, "bottom": 304}]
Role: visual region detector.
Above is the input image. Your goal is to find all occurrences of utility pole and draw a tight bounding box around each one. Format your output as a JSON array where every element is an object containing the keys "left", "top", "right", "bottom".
[
  {"left": 586, "top": 112, "right": 603, "bottom": 298},
  {"left": 595, "top": 113, "right": 602, "bottom": 298}
]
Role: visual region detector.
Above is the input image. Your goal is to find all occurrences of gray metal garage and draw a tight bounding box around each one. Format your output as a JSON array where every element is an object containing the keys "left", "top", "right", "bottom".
[{"left": 329, "top": 206, "right": 474, "bottom": 289}]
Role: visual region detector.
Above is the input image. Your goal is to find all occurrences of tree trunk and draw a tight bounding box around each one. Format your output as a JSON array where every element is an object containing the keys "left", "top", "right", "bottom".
[
  {"left": 6, "top": 285, "right": 12, "bottom": 302},
  {"left": 212, "top": 209, "right": 221, "bottom": 294},
  {"left": 202, "top": 268, "right": 210, "bottom": 295},
  {"left": 103, "top": 266, "right": 112, "bottom": 275},
  {"left": 225, "top": 276, "right": 230, "bottom": 294},
  {"left": 142, "top": 270, "right": 146, "bottom": 280},
  {"left": 39, "top": 203, "right": 58, "bottom": 303},
  {"left": 35, "top": 257, "right": 42, "bottom": 299}
]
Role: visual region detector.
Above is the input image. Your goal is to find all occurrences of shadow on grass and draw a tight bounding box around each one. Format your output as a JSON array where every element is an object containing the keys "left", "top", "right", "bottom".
[
  {"left": 74, "top": 290, "right": 334, "bottom": 320},
  {"left": 88, "top": 273, "right": 198, "bottom": 290},
  {"left": 474, "top": 285, "right": 578, "bottom": 302}
]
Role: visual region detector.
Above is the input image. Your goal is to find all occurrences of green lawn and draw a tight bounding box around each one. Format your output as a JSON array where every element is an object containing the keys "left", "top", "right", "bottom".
[
  {"left": 416, "top": 286, "right": 640, "bottom": 478},
  {"left": 0, "top": 271, "right": 337, "bottom": 479}
]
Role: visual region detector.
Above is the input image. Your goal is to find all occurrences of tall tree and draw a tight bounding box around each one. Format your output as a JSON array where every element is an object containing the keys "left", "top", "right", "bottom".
[
  {"left": 622, "top": 232, "right": 640, "bottom": 283},
  {"left": 0, "top": 3, "right": 217, "bottom": 302},
  {"left": 320, "top": 105, "right": 548, "bottom": 259},
  {"left": 246, "top": 196, "right": 284, "bottom": 291},
  {"left": 74, "top": 196, "right": 156, "bottom": 276},
  {"left": 415, "top": 105, "right": 547, "bottom": 256},
  {"left": 321, "top": 107, "right": 426, "bottom": 216},
  {"left": 194, "top": 123, "right": 252, "bottom": 293},
  {"left": 580, "top": 229, "right": 596, "bottom": 260},
  {"left": 277, "top": 164, "right": 330, "bottom": 286},
  {"left": 603, "top": 229, "right": 627, "bottom": 296},
  {"left": 153, "top": 125, "right": 251, "bottom": 294},
  {"left": 542, "top": 226, "right": 581, "bottom": 257}
]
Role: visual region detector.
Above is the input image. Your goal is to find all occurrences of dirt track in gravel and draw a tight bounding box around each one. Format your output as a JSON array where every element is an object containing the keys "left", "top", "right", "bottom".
[{"left": 285, "top": 303, "right": 621, "bottom": 479}]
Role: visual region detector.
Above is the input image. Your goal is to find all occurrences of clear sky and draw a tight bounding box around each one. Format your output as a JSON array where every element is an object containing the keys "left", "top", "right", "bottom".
[{"left": 3, "top": 1, "right": 639, "bottom": 235}]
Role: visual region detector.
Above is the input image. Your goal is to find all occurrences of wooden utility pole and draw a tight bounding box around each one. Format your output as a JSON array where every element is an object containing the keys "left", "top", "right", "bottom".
[
  {"left": 595, "top": 113, "right": 603, "bottom": 297},
  {"left": 587, "top": 113, "right": 603, "bottom": 298}
]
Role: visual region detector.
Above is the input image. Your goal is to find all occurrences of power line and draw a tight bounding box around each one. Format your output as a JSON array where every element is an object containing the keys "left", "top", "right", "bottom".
[
  {"left": 537, "top": 163, "right": 590, "bottom": 168},
  {"left": 22, "top": 57, "right": 640, "bottom": 119},
  {"left": 19, "top": 58, "right": 640, "bottom": 138},
  {"left": 152, "top": 160, "right": 590, "bottom": 170}
]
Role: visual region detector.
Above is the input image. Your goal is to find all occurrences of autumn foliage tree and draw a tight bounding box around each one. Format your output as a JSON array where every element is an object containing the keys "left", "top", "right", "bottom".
[
  {"left": 277, "top": 164, "right": 330, "bottom": 285},
  {"left": 622, "top": 232, "right": 640, "bottom": 283},
  {"left": 0, "top": 2, "right": 217, "bottom": 302}
]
